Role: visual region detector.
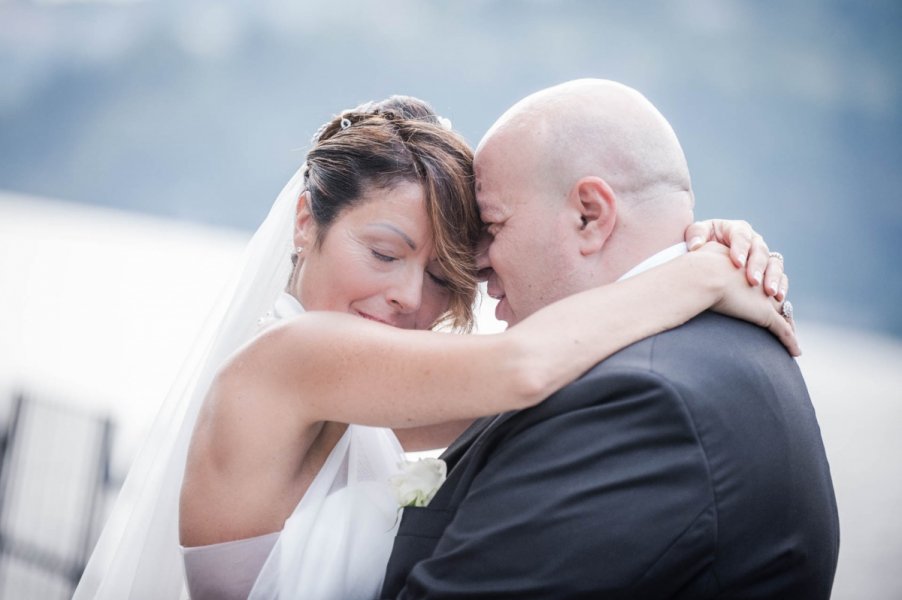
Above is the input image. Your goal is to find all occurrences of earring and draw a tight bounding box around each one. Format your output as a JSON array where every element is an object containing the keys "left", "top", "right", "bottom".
[{"left": 296, "top": 246, "right": 304, "bottom": 254}]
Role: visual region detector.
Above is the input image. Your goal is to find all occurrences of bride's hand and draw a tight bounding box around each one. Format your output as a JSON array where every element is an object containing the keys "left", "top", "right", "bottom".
[
  {"left": 697, "top": 243, "right": 800, "bottom": 356},
  {"left": 685, "top": 219, "right": 788, "bottom": 302}
]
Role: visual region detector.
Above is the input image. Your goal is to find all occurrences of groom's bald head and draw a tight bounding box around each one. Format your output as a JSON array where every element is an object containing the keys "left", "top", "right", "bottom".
[
  {"left": 474, "top": 80, "right": 696, "bottom": 322},
  {"left": 478, "top": 78, "right": 693, "bottom": 210}
]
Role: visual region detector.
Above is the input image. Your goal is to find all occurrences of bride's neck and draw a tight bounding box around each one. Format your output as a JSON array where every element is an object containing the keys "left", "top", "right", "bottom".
[{"left": 286, "top": 261, "right": 305, "bottom": 305}]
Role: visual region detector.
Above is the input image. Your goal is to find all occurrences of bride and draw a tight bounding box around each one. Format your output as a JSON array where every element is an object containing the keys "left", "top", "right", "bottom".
[{"left": 73, "top": 96, "right": 795, "bottom": 600}]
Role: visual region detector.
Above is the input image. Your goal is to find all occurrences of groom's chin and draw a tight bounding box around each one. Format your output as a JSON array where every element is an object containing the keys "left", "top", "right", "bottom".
[{"left": 494, "top": 297, "right": 514, "bottom": 326}]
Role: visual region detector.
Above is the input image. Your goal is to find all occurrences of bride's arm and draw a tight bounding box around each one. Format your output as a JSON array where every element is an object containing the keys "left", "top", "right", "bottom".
[{"left": 218, "top": 247, "right": 795, "bottom": 433}]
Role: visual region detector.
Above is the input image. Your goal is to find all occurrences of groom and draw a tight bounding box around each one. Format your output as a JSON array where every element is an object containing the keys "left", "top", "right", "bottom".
[{"left": 381, "top": 80, "right": 839, "bottom": 598}]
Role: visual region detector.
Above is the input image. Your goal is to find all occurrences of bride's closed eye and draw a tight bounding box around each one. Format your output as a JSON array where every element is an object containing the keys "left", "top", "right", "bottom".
[
  {"left": 370, "top": 250, "right": 448, "bottom": 287},
  {"left": 371, "top": 250, "right": 397, "bottom": 263}
]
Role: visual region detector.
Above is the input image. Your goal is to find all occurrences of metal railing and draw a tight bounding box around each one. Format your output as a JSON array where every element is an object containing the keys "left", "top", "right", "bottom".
[{"left": 0, "top": 393, "right": 115, "bottom": 599}]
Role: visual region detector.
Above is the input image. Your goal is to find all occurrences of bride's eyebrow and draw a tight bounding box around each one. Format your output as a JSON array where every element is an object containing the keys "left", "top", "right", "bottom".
[{"left": 370, "top": 222, "right": 416, "bottom": 250}]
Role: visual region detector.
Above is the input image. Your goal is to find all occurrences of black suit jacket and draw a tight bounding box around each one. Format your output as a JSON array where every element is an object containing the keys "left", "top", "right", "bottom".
[{"left": 381, "top": 313, "right": 839, "bottom": 599}]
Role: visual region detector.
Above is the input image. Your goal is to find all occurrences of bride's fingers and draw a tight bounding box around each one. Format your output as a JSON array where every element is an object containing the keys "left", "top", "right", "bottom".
[
  {"left": 744, "top": 234, "right": 770, "bottom": 288},
  {"left": 686, "top": 220, "right": 782, "bottom": 293},
  {"left": 684, "top": 220, "right": 715, "bottom": 251},
  {"left": 768, "top": 298, "right": 801, "bottom": 356},
  {"left": 686, "top": 219, "right": 760, "bottom": 272},
  {"left": 778, "top": 320, "right": 801, "bottom": 356},
  {"left": 723, "top": 221, "right": 756, "bottom": 270},
  {"left": 763, "top": 251, "right": 786, "bottom": 297},
  {"left": 776, "top": 273, "right": 789, "bottom": 303}
]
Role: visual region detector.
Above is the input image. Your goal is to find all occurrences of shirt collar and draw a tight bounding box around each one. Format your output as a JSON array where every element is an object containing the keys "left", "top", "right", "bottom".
[{"left": 617, "top": 243, "right": 688, "bottom": 282}]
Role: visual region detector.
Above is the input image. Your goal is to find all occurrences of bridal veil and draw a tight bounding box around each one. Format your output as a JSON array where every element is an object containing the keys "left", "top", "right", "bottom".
[{"left": 72, "top": 167, "right": 302, "bottom": 599}]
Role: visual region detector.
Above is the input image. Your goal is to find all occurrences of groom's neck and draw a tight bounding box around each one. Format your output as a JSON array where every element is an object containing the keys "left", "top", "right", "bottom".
[
  {"left": 593, "top": 223, "right": 691, "bottom": 286},
  {"left": 604, "top": 192, "right": 693, "bottom": 281}
]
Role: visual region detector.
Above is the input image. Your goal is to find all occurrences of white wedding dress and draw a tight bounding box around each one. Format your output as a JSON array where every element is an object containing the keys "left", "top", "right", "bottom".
[
  {"left": 183, "top": 292, "right": 405, "bottom": 600},
  {"left": 73, "top": 166, "right": 405, "bottom": 599},
  {"left": 247, "top": 422, "right": 404, "bottom": 599}
]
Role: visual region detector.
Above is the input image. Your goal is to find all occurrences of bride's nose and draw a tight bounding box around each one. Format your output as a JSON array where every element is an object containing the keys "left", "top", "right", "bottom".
[{"left": 386, "top": 269, "right": 423, "bottom": 313}]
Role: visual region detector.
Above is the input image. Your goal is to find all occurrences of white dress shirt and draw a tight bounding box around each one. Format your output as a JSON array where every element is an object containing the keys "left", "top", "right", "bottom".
[{"left": 617, "top": 243, "right": 688, "bottom": 282}]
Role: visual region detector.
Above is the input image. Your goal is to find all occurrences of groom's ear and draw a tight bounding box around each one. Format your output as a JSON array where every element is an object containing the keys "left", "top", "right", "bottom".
[
  {"left": 294, "top": 191, "right": 316, "bottom": 249},
  {"left": 569, "top": 176, "right": 616, "bottom": 256}
]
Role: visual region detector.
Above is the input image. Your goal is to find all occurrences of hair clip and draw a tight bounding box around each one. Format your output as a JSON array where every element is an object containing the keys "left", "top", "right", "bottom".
[
  {"left": 437, "top": 116, "right": 453, "bottom": 131},
  {"left": 340, "top": 117, "right": 351, "bottom": 129}
]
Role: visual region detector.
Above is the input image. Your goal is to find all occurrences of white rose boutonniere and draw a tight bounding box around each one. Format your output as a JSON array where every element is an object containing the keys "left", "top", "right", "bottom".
[{"left": 390, "top": 458, "right": 447, "bottom": 508}]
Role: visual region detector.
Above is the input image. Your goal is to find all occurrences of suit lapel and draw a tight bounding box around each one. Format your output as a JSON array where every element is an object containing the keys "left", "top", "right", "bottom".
[
  {"left": 440, "top": 415, "right": 494, "bottom": 468},
  {"left": 382, "top": 409, "right": 524, "bottom": 598},
  {"left": 440, "top": 409, "right": 523, "bottom": 470}
]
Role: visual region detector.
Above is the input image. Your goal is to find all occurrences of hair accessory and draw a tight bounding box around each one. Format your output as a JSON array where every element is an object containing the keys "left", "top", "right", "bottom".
[
  {"left": 310, "top": 123, "right": 328, "bottom": 144},
  {"left": 437, "top": 116, "right": 453, "bottom": 131},
  {"left": 340, "top": 117, "right": 351, "bottom": 129}
]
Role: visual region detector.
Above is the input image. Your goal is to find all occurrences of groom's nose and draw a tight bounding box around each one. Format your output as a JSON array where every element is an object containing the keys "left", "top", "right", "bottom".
[{"left": 475, "top": 231, "right": 493, "bottom": 282}]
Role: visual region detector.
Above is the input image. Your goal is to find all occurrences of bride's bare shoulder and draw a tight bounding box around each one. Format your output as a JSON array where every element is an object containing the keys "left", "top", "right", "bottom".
[{"left": 191, "top": 313, "right": 358, "bottom": 458}]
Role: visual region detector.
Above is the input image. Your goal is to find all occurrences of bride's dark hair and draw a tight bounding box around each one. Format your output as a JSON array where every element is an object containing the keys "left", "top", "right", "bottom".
[{"left": 303, "top": 96, "right": 481, "bottom": 332}]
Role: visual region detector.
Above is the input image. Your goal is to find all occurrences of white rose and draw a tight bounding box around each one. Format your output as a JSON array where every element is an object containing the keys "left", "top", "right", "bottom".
[{"left": 389, "top": 458, "right": 447, "bottom": 508}]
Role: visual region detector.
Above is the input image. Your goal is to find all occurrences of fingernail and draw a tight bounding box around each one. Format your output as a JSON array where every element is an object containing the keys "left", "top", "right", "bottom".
[
  {"left": 768, "top": 280, "right": 778, "bottom": 294},
  {"left": 688, "top": 236, "right": 704, "bottom": 251},
  {"left": 780, "top": 287, "right": 787, "bottom": 298},
  {"left": 753, "top": 270, "right": 763, "bottom": 285},
  {"left": 738, "top": 254, "right": 746, "bottom": 267}
]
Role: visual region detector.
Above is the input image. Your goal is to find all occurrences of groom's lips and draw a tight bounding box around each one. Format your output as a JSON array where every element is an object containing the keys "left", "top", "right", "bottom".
[
  {"left": 487, "top": 282, "right": 508, "bottom": 322},
  {"left": 494, "top": 296, "right": 509, "bottom": 322},
  {"left": 485, "top": 274, "right": 510, "bottom": 322}
]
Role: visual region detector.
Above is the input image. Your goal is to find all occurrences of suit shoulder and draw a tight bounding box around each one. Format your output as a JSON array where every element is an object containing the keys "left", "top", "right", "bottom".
[{"left": 587, "top": 311, "right": 796, "bottom": 381}]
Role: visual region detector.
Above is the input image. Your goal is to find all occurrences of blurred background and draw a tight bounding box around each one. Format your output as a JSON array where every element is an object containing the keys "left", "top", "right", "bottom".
[{"left": 0, "top": 0, "right": 899, "bottom": 598}]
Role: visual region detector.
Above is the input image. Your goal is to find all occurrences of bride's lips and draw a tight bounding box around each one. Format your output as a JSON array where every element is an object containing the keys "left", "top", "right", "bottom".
[{"left": 355, "top": 311, "right": 396, "bottom": 327}]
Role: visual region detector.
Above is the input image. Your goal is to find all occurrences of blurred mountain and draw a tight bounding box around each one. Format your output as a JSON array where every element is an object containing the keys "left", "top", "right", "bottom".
[{"left": 1, "top": 0, "right": 900, "bottom": 336}]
